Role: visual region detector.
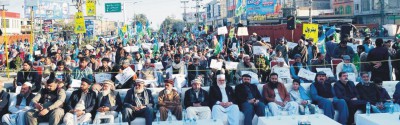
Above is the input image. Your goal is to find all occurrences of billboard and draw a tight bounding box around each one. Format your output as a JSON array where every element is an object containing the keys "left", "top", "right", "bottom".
[
  {"left": 85, "top": 20, "right": 94, "bottom": 38},
  {"left": 24, "top": 0, "right": 70, "bottom": 19},
  {"left": 246, "top": 0, "right": 281, "bottom": 20}
]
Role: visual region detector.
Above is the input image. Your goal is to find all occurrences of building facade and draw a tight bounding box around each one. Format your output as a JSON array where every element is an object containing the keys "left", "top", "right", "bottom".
[
  {"left": 0, "top": 11, "right": 21, "bottom": 34},
  {"left": 354, "top": 0, "right": 400, "bottom": 24}
]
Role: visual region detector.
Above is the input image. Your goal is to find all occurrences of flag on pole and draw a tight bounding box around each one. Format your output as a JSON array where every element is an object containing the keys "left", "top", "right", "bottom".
[
  {"left": 214, "top": 36, "right": 224, "bottom": 55},
  {"left": 153, "top": 38, "right": 159, "bottom": 57},
  {"left": 318, "top": 25, "right": 327, "bottom": 54},
  {"left": 136, "top": 21, "right": 143, "bottom": 33}
]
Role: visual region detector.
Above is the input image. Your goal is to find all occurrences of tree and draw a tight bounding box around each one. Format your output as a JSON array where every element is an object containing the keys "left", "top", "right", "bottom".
[
  {"left": 159, "top": 16, "right": 185, "bottom": 33},
  {"left": 132, "top": 14, "right": 150, "bottom": 27}
]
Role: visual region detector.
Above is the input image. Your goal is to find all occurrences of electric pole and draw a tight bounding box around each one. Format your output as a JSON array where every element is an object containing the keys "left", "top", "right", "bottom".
[
  {"left": 194, "top": 0, "right": 203, "bottom": 27},
  {"left": 309, "top": 0, "right": 313, "bottom": 23},
  {"left": 181, "top": 0, "right": 189, "bottom": 28}
]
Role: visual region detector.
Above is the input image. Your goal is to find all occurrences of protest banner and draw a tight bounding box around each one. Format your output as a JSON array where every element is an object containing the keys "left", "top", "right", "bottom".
[
  {"left": 210, "top": 59, "right": 223, "bottom": 70},
  {"left": 316, "top": 68, "right": 334, "bottom": 77},
  {"left": 115, "top": 67, "right": 135, "bottom": 84},
  {"left": 274, "top": 68, "right": 291, "bottom": 79},
  {"left": 218, "top": 26, "right": 228, "bottom": 35},
  {"left": 237, "top": 27, "right": 248, "bottom": 36},
  {"left": 225, "top": 61, "right": 239, "bottom": 70},
  {"left": 95, "top": 73, "right": 112, "bottom": 83},
  {"left": 298, "top": 68, "right": 316, "bottom": 81},
  {"left": 253, "top": 46, "right": 267, "bottom": 55}
]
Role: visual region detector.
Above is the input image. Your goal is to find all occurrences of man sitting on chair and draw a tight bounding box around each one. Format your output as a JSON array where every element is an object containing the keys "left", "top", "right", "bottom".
[
  {"left": 95, "top": 80, "right": 122, "bottom": 123},
  {"left": 63, "top": 78, "right": 97, "bottom": 125},
  {"left": 184, "top": 79, "right": 211, "bottom": 120},
  {"left": 122, "top": 79, "right": 154, "bottom": 125},
  {"left": 209, "top": 74, "right": 240, "bottom": 125}
]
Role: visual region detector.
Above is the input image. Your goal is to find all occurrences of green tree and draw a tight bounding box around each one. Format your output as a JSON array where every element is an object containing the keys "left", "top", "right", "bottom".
[{"left": 159, "top": 16, "right": 185, "bottom": 33}]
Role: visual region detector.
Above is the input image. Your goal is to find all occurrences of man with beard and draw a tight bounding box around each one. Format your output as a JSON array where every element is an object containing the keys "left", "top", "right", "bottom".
[
  {"left": 310, "top": 71, "right": 348, "bottom": 124},
  {"left": 16, "top": 61, "right": 40, "bottom": 92},
  {"left": 95, "top": 80, "right": 122, "bottom": 123},
  {"left": 115, "top": 59, "right": 136, "bottom": 89},
  {"left": 290, "top": 39, "right": 308, "bottom": 64},
  {"left": 2, "top": 82, "right": 34, "bottom": 125},
  {"left": 356, "top": 73, "right": 386, "bottom": 113},
  {"left": 333, "top": 40, "right": 355, "bottom": 60},
  {"left": 26, "top": 78, "right": 66, "bottom": 125},
  {"left": 187, "top": 56, "right": 207, "bottom": 86},
  {"left": 209, "top": 74, "right": 240, "bottom": 125},
  {"left": 166, "top": 54, "right": 187, "bottom": 88},
  {"left": 275, "top": 39, "right": 289, "bottom": 63},
  {"left": 263, "top": 73, "right": 298, "bottom": 116},
  {"left": 235, "top": 74, "right": 265, "bottom": 125},
  {"left": 139, "top": 59, "right": 158, "bottom": 87},
  {"left": 334, "top": 72, "right": 365, "bottom": 125},
  {"left": 72, "top": 57, "right": 93, "bottom": 82},
  {"left": 158, "top": 79, "right": 183, "bottom": 121},
  {"left": 184, "top": 79, "right": 211, "bottom": 120},
  {"left": 235, "top": 55, "right": 258, "bottom": 81},
  {"left": 0, "top": 82, "right": 10, "bottom": 121},
  {"left": 122, "top": 79, "right": 154, "bottom": 125},
  {"left": 63, "top": 78, "right": 96, "bottom": 125}
]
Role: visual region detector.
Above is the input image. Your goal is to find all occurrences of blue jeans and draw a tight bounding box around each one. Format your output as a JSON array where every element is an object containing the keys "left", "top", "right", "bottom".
[
  {"left": 240, "top": 102, "right": 265, "bottom": 125},
  {"left": 317, "top": 98, "right": 348, "bottom": 125},
  {"left": 122, "top": 107, "right": 153, "bottom": 125}
]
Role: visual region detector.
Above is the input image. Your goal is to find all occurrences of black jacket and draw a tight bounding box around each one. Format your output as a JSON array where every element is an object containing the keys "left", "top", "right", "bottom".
[
  {"left": 96, "top": 91, "right": 122, "bottom": 112},
  {"left": 17, "top": 69, "right": 40, "bottom": 92},
  {"left": 65, "top": 89, "right": 97, "bottom": 113},
  {"left": 208, "top": 85, "right": 236, "bottom": 107},
  {"left": 184, "top": 88, "right": 209, "bottom": 108},
  {"left": 235, "top": 83, "right": 262, "bottom": 105},
  {"left": 123, "top": 89, "right": 154, "bottom": 108}
]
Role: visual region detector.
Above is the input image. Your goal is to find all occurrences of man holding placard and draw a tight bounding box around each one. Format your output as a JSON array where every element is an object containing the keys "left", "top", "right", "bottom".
[
  {"left": 115, "top": 59, "right": 136, "bottom": 89},
  {"left": 166, "top": 54, "right": 187, "bottom": 88},
  {"left": 72, "top": 57, "right": 93, "bottom": 82},
  {"left": 139, "top": 59, "right": 158, "bottom": 87}
]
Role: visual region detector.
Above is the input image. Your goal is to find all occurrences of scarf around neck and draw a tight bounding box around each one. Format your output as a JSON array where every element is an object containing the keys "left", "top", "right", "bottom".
[{"left": 134, "top": 89, "right": 149, "bottom": 107}]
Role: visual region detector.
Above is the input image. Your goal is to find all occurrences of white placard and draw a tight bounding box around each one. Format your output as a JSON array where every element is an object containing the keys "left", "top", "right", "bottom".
[
  {"left": 95, "top": 73, "right": 112, "bottom": 83},
  {"left": 253, "top": 46, "right": 267, "bottom": 55},
  {"left": 35, "top": 50, "right": 41, "bottom": 55},
  {"left": 316, "top": 68, "right": 334, "bottom": 77},
  {"left": 185, "top": 48, "right": 189, "bottom": 53},
  {"left": 217, "top": 26, "right": 228, "bottom": 35},
  {"left": 287, "top": 42, "right": 298, "bottom": 49},
  {"left": 16, "top": 86, "right": 21, "bottom": 94},
  {"left": 115, "top": 67, "right": 135, "bottom": 84},
  {"left": 225, "top": 61, "right": 239, "bottom": 70},
  {"left": 347, "top": 73, "right": 356, "bottom": 82},
  {"left": 241, "top": 71, "right": 259, "bottom": 84},
  {"left": 232, "top": 43, "right": 237, "bottom": 50},
  {"left": 274, "top": 68, "right": 291, "bottom": 79},
  {"left": 134, "top": 64, "right": 143, "bottom": 71},
  {"left": 298, "top": 68, "right": 316, "bottom": 81},
  {"left": 130, "top": 46, "right": 139, "bottom": 52},
  {"left": 70, "top": 79, "right": 82, "bottom": 88},
  {"left": 237, "top": 27, "right": 248, "bottom": 36},
  {"left": 159, "top": 42, "right": 164, "bottom": 47},
  {"left": 262, "top": 37, "right": 271, "bottom": 42},
  {"left": 210, "top": 59, "right": 223, "bottom": 70},
  {"left": 154, "top": 62, "right": 164, "bottom": 70},
  {"left": 123, "top": 46, "right": 131, "bottom": 52},
  {"left": 142, "top": 43, "right": 152, "bottom": 49}
]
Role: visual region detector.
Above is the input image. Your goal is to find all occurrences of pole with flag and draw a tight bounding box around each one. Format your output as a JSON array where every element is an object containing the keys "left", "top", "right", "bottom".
[{"left": 214, "top": 35, "right": 224, "bottom": 55}]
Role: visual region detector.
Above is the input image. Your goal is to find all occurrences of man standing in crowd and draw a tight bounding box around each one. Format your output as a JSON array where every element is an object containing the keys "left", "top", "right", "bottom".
[
  {"left": 367, "top": 38, "right": 390, "bottom": 81},
  {"left": 158, "top": 79, "right": 182, "bottom": 121},
  {"left": 72, "top": 57, "right": 93, "bottom": 82},
  {"left": 96, "top": 80, "right": 122, "bottom": 123},
  {"left": 325, "top": 36, "right": 338, "bottom": 62},
  {"left": 209, "top": 74, "right": 240, "bottom": 125},
  {"left": 263, "top": 73, "right": 298, "bottom": 116},
  {"left": 26, "top": 78, "right": 66, "bottom": 125},
  {"left": 184, "top": 79, "right": 211, "bottom": 120},
  {"left": 63, "top": 78, "right": 97, "bottom": 125},
  {"left": 235, "top": 55, "right": 258, "bottom": 81},
  {"left": 2, "top": 82, "right": 34, "bottom": 125},
  {"left": 306, "top": 38, "right": 319, "bottom": 67},
  {"left": 310, "top": 72, "right": 348, "bottom": 124},
  {"left": 235, "top": 74, "right": 265, "bottom": 125},
  {"left": 334, "top": 72, "right": 365, "bottom": 125},
  {"left": 275, "top": 38, "right": 289, "bottom": 63},
  {"left": 122, "top": 79, "right": 154, "bottom": 125}
]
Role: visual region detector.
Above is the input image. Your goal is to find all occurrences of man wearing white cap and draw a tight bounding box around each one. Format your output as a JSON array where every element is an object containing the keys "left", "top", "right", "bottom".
[
  {"left": 209, "top": 75, "right": 240, "bottom": 125},
  {"left": 139, "top": 59, "right": 158, "bottom": 87},
  {"left": 95, "top": 80, "right": 123, "bottom": 123},
  {"left": 2, "top": 82, "right": 34, "bottom": 125},
  {"left": 184, "top": 79, "right": 211, "bottom": 120}
]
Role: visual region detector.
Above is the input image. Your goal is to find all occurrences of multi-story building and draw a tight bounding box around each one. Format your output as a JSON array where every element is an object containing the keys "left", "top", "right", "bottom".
[
  {"left": 206, "top": 0, "right": 227, "bottom": 28},
  {"left": 354, "top": 0, "right": 400, "bottom": 24},
  {"left": 0, "top": 11, "right": 21, "bottom": 34}
]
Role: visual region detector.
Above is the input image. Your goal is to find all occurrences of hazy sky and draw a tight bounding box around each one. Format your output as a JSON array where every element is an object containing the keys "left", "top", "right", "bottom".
[{"left": 6, "top": 0, "right": 211, "bottom": 29}]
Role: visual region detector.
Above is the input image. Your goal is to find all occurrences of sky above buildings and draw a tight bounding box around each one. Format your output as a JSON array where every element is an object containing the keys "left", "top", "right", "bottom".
[{"left": 5, "top": 0, "right": 211, "bottom": 29}]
